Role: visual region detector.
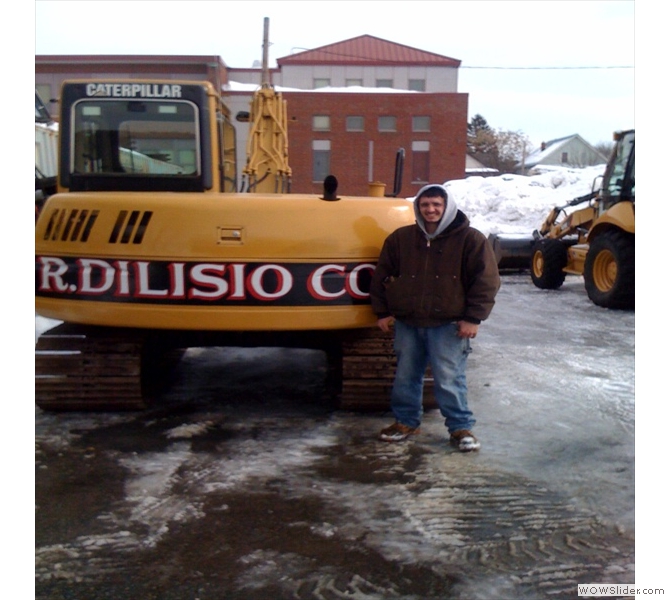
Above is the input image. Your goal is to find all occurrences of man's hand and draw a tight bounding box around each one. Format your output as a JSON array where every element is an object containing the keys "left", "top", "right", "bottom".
[
  {"left": 377, "top": 316, "right": 395, "bottom": 333},
  {"left": 457, "top": 320, "right": 479, "bottom": 339}
]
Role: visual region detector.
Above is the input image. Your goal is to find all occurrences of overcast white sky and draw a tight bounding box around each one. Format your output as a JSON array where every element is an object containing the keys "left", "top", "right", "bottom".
[{"left": 34, "top": 0, "right": 636, "bottom": 147}]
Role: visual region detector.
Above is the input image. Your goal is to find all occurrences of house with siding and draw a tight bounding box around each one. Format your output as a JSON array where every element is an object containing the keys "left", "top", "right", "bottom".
[
  {"left": 517, "top": 134, "right": 608, "bottom": 175},
  {"left": 465, "top": 154, "right": 499, "bottom": 177}
]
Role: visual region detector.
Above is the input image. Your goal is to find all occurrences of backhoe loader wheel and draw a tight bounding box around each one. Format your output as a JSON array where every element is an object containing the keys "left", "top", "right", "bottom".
[
  {"left": 530, "top": 239, "right": 568, "bottom": 289},
  {"left": 584, "top": 230, "right": 635, "bottom": 309}
]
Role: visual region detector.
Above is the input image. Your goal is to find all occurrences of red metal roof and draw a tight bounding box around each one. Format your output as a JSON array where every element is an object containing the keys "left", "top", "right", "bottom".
[{"left": 277, "top": 35, "right": 460, "bottom": 67}]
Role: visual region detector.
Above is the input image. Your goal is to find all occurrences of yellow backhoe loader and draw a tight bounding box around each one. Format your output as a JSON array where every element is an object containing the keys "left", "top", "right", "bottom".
[{"left": 492, "top": 129, "right": 634, "bottom": 309}]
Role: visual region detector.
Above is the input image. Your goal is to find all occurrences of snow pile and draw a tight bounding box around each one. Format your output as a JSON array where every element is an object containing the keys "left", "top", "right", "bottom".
[
  {"left": 445, "top": 164, "right": 606, "bottom": 237},
  {"left": 225, "top": 81, "right": 414, "bottom": 94}
]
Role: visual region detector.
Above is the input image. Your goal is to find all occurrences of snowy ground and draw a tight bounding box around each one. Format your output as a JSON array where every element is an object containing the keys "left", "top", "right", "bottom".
[{"left": 35, "top": 271, "right": 637, "bottom": 598}]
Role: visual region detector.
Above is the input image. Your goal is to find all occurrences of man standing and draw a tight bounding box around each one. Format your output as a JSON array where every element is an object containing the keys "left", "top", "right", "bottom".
[{"left": 370, "top": 183, "right": 500, "bottom": 451}]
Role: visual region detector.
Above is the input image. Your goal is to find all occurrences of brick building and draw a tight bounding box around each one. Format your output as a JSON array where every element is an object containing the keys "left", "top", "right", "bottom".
[
  {"left": 35, "top": 35, "right": 468, "bottom": 197},
  {"left": 277, "top": 90, "right": 467, "bottom": 196}
]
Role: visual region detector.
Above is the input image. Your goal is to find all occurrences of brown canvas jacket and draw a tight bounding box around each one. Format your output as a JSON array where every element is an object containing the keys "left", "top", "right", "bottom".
[{"left": 370, "top": 212, "right": 501, "bottom": 327}]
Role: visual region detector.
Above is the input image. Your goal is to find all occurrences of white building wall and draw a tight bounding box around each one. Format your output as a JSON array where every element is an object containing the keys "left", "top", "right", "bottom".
[
  {"left": 273, "top": 65, "right": 458, "bottom": 91},
  {"left": 36, "top": 124, "right": 59, "bottom": 178},
  {"left": 226, "top": 70, "right": 265, "bottom": 85}
]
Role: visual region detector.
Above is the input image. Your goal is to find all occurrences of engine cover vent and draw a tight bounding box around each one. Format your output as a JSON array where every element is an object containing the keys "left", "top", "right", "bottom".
[
  {"left": 43, "top": 208, "right": 99, "bottom": 242},
  {"left": 108, "top": 210, "right": 153, "bottom": 244}
]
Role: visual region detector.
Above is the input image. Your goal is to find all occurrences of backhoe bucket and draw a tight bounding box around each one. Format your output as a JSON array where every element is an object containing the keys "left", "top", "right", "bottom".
[{"left": 488, "top": 233, "right": 535, "bottom": 270}]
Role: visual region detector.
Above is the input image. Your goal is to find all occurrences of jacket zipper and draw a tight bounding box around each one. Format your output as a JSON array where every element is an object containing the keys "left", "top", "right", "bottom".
[{"left": 418, "top": 238, "right": 432, "bottom": 313}]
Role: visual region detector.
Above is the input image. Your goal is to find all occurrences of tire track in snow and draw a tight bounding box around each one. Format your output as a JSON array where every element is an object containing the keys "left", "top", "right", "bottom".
[{"left": 312, "top": 419, "right": 634, "bottom": 599}]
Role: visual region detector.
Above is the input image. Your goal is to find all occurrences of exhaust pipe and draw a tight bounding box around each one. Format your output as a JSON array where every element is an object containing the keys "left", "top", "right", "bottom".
[{"left": 387, "top": 148, "right": 405, "bottom": 197}]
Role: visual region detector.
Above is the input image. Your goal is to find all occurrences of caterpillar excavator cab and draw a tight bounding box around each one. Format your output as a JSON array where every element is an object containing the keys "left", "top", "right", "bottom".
[
  {"left": 34, "top": 21, "right": 422, "bottom": 412},
  {"left": 492, "top": 129, "right": 634, "bottom": 309}
]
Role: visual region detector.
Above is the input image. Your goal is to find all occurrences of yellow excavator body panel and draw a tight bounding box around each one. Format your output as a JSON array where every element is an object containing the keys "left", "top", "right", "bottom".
[{"left": 35, "top": 192, "right": 415, "bottom": 330}]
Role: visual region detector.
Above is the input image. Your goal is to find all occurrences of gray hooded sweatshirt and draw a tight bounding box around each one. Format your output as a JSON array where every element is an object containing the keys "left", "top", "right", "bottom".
[{"left": 413, "top": 183, "right": 459, "bottom": 241}]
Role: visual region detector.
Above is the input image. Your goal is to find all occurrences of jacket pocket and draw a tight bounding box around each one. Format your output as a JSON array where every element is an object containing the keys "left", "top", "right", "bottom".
[
  {"left": 430, "top": 275, "right": 465, "bottom": 317},
  {"left": 384, "top": 276, "right": 416, "bottom": 317}
]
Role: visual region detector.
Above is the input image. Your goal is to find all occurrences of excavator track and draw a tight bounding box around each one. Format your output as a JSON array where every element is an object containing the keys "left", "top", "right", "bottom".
[
  {"left": 35, "top": 324, "right": 149, "bottom": 411},
  {"left": 338, "top": 328, "right": 436, "bottom": 411},
  {"left": 35, "top": 324, "right": 432, "bottom": 413}
]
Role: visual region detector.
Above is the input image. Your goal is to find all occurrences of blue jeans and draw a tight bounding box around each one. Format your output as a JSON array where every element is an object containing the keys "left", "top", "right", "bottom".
[{"left": 391, "top": 320, "right": 475, "bottom": 432}]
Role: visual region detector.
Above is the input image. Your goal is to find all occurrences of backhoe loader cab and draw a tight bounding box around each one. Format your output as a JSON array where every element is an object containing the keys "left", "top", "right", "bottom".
[
  {"left": 529, "top": 129, "right": 634, "bottom": 310},
  {"left": 600, "top": 129, "right": 635, "bottom": 209}
]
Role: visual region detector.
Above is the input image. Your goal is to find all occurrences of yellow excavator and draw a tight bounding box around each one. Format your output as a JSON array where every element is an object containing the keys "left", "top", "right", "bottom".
[
  {"left": 34, "top": 19, "right": 423, "bottom": 411},
  {"left": 491, "top": 129, "right": 634, "bottom": 309}
]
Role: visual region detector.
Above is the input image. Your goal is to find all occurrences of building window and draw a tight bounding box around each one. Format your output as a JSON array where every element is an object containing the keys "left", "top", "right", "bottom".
[
  {"left": 313, "top": 140, "right": 331, "bottom": 182},
  {"left": 561, "top": 152, "right": 569, "bottom": 163},
  {"left": 412, "top": 116, "right": 431, "bottom": 132},
  {"left": 408, "top": 79, "right": 426, "bottom": 92},
  {"left": 345, "top": 78, "right": 363, "bottom": 87},
  {"left": 412, "top": 141, "right": 430, "bottom": 183},
  {"left": 313, "top": 78, "right": 330, "bottom": 89},
  {"left": 376, "top": 79, "right": 393, "bottom": 88},
  {"left": 378, "top": 116, "right": 397, "bottom": 132},
  {"left": 346, "top": 116, "right": 364, "bottom": 132},
  {"left": 312, "top": 115, "right": 331, "bottom": 131}
]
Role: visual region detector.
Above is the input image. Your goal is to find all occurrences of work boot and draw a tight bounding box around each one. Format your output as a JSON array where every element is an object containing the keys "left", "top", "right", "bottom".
[
  {"left": 379, "top": 422, "right": 420, "bottom": 442},
  {"left": 449, "top": 429, "right": 480, "bottom": 452}
]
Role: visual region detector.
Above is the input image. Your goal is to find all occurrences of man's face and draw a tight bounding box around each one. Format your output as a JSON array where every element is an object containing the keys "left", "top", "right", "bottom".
[{"left": 418, "top": 194, "right": 445, "bottom": 225}]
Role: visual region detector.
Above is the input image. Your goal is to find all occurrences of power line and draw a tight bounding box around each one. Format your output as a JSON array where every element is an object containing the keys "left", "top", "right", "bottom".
[{"left": 462, "top": 65, "right": 633, "bottom": 70}]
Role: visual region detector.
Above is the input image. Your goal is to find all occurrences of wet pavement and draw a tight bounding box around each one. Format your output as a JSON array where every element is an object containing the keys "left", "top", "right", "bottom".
[{"left": 35, "top": 274, "right": 635, "bottom": 599}]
